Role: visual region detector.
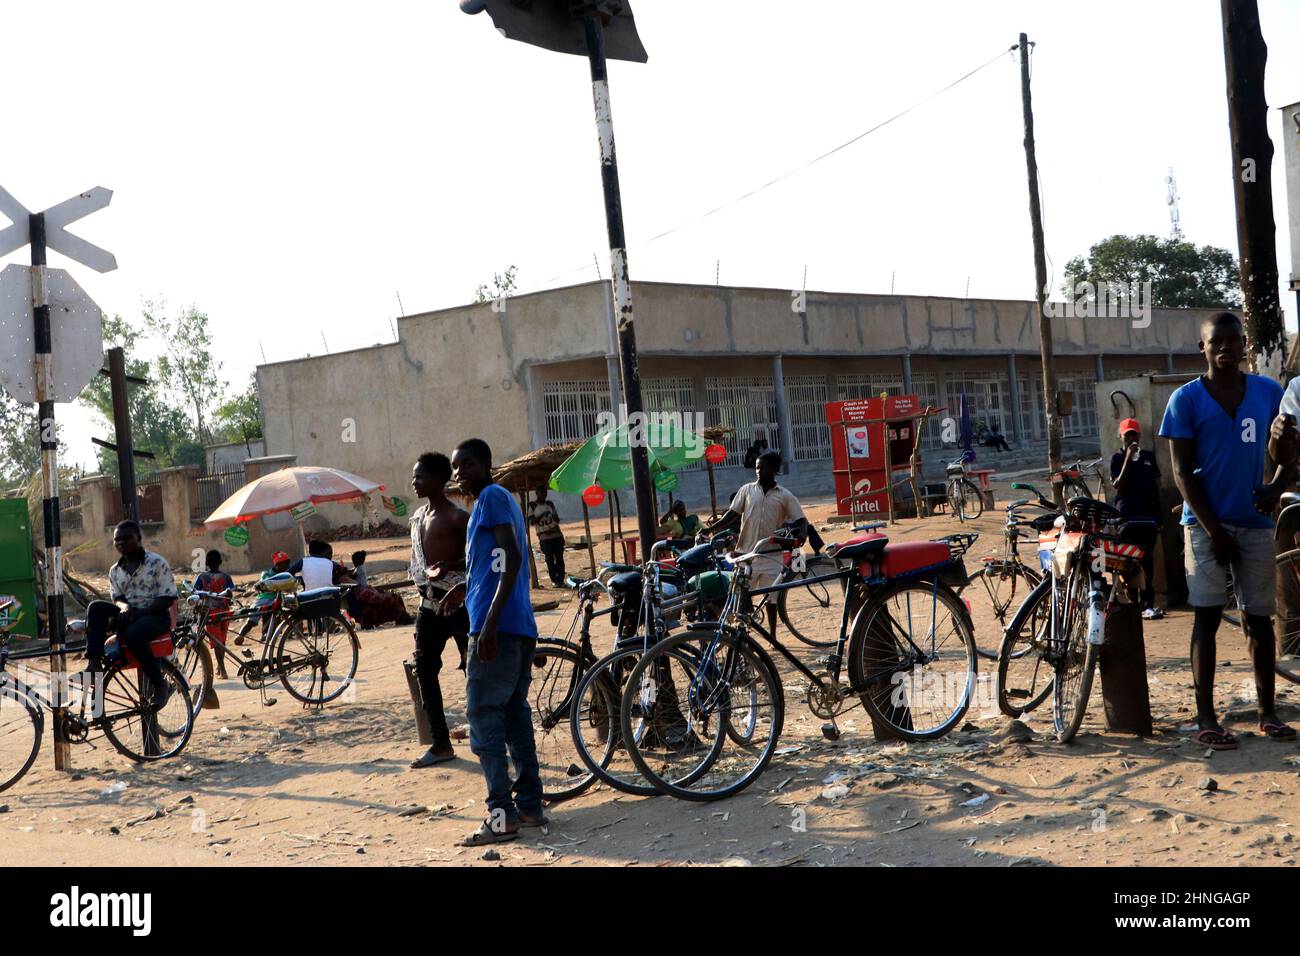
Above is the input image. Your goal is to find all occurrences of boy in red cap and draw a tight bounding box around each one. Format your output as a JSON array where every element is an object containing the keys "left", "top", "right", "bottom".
[{"left": 1110, "top": 418, "right": 1163, "bottom": 618}]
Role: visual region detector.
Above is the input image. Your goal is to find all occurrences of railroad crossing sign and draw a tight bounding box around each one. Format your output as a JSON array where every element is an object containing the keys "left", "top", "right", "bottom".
[
  {"left": 0, "top": 186, "right": 117, "bottom": 273},
  {"left": 0, "top": 264, "right": 103, "bottom": 403}
]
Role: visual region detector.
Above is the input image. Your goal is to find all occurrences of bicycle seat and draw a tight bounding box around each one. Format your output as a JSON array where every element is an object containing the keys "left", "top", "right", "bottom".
[
  {"left": 1282, "top": 492, "right": 1300, "bottom": 510},
  {"left": 827, "top": 532, "right": 888, "bottom": 561},
  {"left": 673, "top": 541, "right": 714, "bottom": 574},
  {"left": 607, "top": 570, "right": 642, "bottom": 594},
  {"left": 880, "top": 541, "right": 954, "bottom": 579}
]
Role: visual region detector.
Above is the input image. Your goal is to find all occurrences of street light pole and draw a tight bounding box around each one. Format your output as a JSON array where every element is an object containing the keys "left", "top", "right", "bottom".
[{"left": 581, "top": 13, "right": 657, "bottom": 555}]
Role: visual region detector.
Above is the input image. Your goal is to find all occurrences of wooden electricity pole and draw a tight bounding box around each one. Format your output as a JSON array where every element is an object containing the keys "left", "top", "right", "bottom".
[
  {"left": 1019, "top": 32, "right": 1063, "bottom": 497},
  {"left": 1221, "top": 0, "right": 1285, "bottom": 369}
]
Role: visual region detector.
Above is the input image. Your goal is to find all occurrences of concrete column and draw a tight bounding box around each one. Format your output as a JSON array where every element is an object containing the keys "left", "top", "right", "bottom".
[
  {"left": 1095, "top": 353, "right": 1105, "bottom": 381},
  {"left": 1007, "top": 354, "right": 1026, "bottom": 445},
  {"left": 901, "top": 353, "right": 914, "bottom": 394},
  {"left": 772, "top": 355, "right": 796, "bottom": 475},
  {"left": 1165, "top": 352, "right": 1175, "bottom": 374},
  {"left": 524, "top": 364, "right": 545, "bottom": 450}
]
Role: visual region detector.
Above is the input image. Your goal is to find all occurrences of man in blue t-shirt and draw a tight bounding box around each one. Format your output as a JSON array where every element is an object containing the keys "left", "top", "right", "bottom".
[
  {"left": 450, "top": 437, "right": 543, "bottom": 846},
  {"left": 1159, "top": 312, "right": 1298, "bottom": 749}
]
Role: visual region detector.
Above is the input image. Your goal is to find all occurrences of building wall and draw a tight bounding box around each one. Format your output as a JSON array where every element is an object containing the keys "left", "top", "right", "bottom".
[{"left": 257, "top": 281, "right": 1223, "bottom": 525}]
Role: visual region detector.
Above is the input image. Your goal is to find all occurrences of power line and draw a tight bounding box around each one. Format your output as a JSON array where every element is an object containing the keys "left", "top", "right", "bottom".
[{"left": 523, "top": 44, "right": 1017, "bottom": 295}]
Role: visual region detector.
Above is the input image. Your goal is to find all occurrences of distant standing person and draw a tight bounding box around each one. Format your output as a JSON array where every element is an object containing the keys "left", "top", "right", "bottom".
[
  {"left": 527, "top": 486, "right": 566, "bottom": 587},
  {"left": 408, "top": 452, "right": 471, "bottom": 769},
  {"left": 193, "top": 549, "right": 235, "bottom": 679},
  {"left": 451, "top": 438, "right": 544, "bottom": 845},
  {"left": 1109, "top": 418, "right": 1164, "bottom": 620},
  {"left": 1158, "top": 312, "right": 1298, "bottom": 750}
]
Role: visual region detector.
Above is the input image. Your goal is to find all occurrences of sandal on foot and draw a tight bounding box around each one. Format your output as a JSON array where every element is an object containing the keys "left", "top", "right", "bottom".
[
  {"left": 410, "top": 747, "right": 456, "bottom": 768},
  {"left": 1260, "top": 722, "right": 1296, "bottom": 740},
  {"left": 459, "top": 819, "right": 519, "bottom": 846},
  {"left": 1193, "top": 728, "right": 1238, "bottom": 750},
  {"left": 518, "top": 812, "right": 550, "bottom": 829}
]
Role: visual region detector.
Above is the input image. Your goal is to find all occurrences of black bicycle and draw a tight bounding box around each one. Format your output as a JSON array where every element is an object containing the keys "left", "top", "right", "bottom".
[
  {"left": 0, "top": 598, "right": 195, "bottom": 792},
  {"left": 618, "top": 528, "right": 980, "bottom": 801}
]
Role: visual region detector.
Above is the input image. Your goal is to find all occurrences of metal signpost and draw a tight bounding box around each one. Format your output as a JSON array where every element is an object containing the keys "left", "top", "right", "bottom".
[
  {"left": 0, "top": 185, "right": 115, "bottom": 771},
  {"left": 459, "top": 0, "right": 659, "bottom": 554}
]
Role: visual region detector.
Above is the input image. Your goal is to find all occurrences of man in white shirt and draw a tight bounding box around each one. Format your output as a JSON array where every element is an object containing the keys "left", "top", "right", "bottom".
[
  {"left": 704, "top": 450, "right": 808, "bottom": 635},
  {"left": 291, "top": 539, "right": 340, "bottom": 591}
]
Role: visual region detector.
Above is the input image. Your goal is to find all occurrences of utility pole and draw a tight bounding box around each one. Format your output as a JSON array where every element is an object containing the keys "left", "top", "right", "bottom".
[
  {"left": 1221, "top": 0, "right": 1284, "bottom": 370},
  {"left": 1018, "top": 32, "right": 1062, "bottom": 497},
  {"left": 107, "top": 347, "right": 138, "bottom": 523}
]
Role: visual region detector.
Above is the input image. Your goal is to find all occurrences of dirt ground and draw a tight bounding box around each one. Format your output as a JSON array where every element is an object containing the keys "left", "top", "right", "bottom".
[{"left": 7, "top": 480, "right": 1300, "bottom": 868}]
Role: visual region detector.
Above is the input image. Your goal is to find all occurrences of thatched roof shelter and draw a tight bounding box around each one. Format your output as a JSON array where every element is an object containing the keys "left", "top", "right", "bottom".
[{"left": 447, "top": 441, "right": 583, "bottom": 498}]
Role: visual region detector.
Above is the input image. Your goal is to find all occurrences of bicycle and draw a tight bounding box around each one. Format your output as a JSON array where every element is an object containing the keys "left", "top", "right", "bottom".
[
  {"left": 945, "top": 457, "right": 984, "bottom": 521},
  {"left": 527, "top": 536, "right": 735, "bottom": 801},
  {"left": 617, "top": 527, "right": 980, "bottom": 801},
  {"left": 174, "top": 574, "right": 360, "bottom": 709},
  {"left": 960, "top": 481, "right": 1058, "bottom": 660},
  {"left": 1053, "top": 457, "right": 1108, "bottom": 503},
  {"left": 0, "top": 596, "right": 195, "bottom": 793},
  {"left": 994, "top": 496, "right": 1154, "bottom": 741}
]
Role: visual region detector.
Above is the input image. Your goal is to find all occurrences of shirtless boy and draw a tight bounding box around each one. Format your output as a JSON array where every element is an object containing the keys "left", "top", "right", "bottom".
[{"left": 408, "top": 452, "right": 471, "bottom": 768}]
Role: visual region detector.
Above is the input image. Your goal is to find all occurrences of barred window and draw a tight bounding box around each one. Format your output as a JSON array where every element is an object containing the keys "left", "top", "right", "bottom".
[
  {"left": 542, "top": 379, "right": 611, "bottom": 444},
  {"left": 706, "top": 376, "right": 777, "bottom": 467},
  {"left": 837, "top": 371, "right": 941, "bottom": 450}
]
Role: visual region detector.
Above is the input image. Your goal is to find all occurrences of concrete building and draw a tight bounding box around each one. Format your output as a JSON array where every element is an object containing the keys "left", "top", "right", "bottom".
[{"left": 257, "top": 280, "right": 1216, "bottom": 518}]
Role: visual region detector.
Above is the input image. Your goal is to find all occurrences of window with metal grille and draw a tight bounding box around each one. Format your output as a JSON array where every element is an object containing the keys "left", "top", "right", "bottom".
[
  {"left": 944, "top": 371, "right": 1010, "bottom": 446},
  {"left": 786, "top": 374, "right": 831, "bottom": 461},
  {"left": 707, "top": 376, "right": 776, "bottom": 467},
  {"left": 836, "top": 371, "right": 941, "bottom": 449},
  {"left": 542, "top": 379, "right": 611, "bottom": 444},
  {"left": 1017, "top": 373, "right": 1101, "bottom": 442},
  {"left": 643, "top": 376, "right": 703, "bottom": 471}
]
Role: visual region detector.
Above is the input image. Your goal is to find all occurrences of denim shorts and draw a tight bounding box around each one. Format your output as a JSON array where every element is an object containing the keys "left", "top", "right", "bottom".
[{"left": 1184, "top": 523, "right": 1275, "bottom": 616}]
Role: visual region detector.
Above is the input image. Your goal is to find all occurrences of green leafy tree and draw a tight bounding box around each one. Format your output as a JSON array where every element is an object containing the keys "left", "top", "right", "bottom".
[
  {"left": 212, "top": 375, "right": 264, "bottom": 445},
  {"left": 0, "top": 389, "right": 41, "bottom": 487},
  {"left": 473, "top": 265, "right": 519, "bottom": 304},
  {"left": 143, "top": 302, "right": 225, "bottom": 445},
  {"left": 1063, "top": 235, "right": 1240, "bottom": 309}
]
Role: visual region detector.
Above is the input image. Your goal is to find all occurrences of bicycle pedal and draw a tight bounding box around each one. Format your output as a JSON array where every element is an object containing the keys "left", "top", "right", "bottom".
[
  {"left": 821, "top": 721, "right": 841, "bottom": 741},
  {"left": 263, "top": 697, "right": 277, "bottom": 707}
]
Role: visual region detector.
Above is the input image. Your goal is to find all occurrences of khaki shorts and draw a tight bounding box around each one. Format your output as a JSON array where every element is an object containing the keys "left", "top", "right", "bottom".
[{"left": 1184, "top": 523, "right": 1275, "bottom": 616}]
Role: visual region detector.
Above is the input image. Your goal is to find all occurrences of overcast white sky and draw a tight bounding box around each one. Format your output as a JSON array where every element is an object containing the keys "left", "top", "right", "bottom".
[{"left": 4, "top": 0, "right": 1299, "bottom": 469}]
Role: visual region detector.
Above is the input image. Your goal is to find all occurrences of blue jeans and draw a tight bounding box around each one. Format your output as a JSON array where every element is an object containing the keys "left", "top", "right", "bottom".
[{"left": 465, "top": 633, "right": 542, "bottom": 822}]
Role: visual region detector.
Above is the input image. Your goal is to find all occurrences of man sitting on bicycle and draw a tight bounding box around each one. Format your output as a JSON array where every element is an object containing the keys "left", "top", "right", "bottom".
[
  {"left": 703, "top": 449, "right": 808, "bottom": 635},
  {"left": 84, "top": 520, "right": 177, "bottom": 710}
]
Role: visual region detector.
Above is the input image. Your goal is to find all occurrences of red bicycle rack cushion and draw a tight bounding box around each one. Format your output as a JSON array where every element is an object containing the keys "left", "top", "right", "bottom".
[
  {"left": 104, "top": 631, "right": 175, "bottom": 670},
  {"left": 878, "top": 541, "right": 953, "bottom": 578}
]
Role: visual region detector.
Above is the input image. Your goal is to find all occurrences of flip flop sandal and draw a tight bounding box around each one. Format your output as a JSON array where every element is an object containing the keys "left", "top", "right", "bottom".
[
  {"left": 459, "top": 819, "right": 520, "bottom": 847},
  {"left": 1260, "top": 722, "right": 1297, "bottom": 740},
  {"left": 1193, "top": 728, "right": 1238, "bottom": 750}
]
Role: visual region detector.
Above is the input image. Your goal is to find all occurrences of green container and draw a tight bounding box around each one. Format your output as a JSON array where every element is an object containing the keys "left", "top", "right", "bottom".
[
  {"left": 0, "top": 499, "right": 38, "bottom": 640},
  {"left": 689, "top": 570, "right": 731, "bottom": 600}
]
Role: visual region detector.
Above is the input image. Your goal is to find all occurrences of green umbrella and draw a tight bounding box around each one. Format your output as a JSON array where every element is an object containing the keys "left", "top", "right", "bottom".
[{"left": 548, "top": 422, "right": 706, "bottom": 494}]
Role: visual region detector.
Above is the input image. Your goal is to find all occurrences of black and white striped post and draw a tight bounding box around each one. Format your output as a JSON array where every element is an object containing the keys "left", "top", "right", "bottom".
[
  {"left": 29, "top": 211, "right": 70, "bottom": 769},
  {"left": 581, "top": 13, "right": 657, "bottom": 554}
]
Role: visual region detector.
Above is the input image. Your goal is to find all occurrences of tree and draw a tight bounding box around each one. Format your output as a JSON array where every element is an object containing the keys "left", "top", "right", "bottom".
[
  {"left": 473, "top": 265, "right": 519, "bottom": 305},
  {"left": 212, "top": 375, "right": 264, "bottom": 446},
  {"left": 143, "top": 301, "right": 225, "bottom": 445},
  {"left": 1063, "top": 235, "right": 1241, "bottom": 309},
  {"left": 0, "top": 389, "right": 40, "bottom": 487},
  {"left": 79, "top": 313, "right": 212, "bottom": 476}
]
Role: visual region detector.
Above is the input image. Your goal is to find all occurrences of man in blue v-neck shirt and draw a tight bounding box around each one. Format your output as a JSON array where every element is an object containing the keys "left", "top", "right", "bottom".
[{"left": 1159, "top": 312, "right": 1299, "bottom": 749}]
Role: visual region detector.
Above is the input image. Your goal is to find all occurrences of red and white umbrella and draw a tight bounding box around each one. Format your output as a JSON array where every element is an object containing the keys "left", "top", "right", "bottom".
[{"left": 203, "top": 466, "right": 382, "bottom": 536}]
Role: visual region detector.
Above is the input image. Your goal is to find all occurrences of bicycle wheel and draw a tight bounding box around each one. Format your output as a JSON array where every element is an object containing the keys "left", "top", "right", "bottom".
[
  {"left": 273, "top": 613, "right": 359, "bottom": 705},
  {"left": 570, "top": 645, "right": 662, "bottom": 797},
  {"left": 995, "top": 575, "right": 1054, "bottom": 717},
  {"left": 620, "top": 625, "right": 784, "bottom": 802},
  {"left": 100, "top": 658, "right": 195, "bottom": 761},
  {"left": 172, "top": 631, "right": 214, "bottom": 715},
  {"left": 960, "top": 561, "right": 1041, "bottom": 660},
  {"left": 0, "top": 676, "right": 42, "bottom": 793},
  {"left": 777, "top": 556, "right": 846, "bottom": 647},
  {"left": 847, "top": 580, "right": 976, "bottom": 740},
  {"left": 949, "top": 479, "right": 983, "bottom": 521},
  {"left": 1052, "top": 571, "right": 1097, "bottom": 743},
  {"left": 1274, "top": 549, "right": 1300, "bottom": 684},
  {"left": 529, "top": 640, "right": 598, "bottom": 802}
]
